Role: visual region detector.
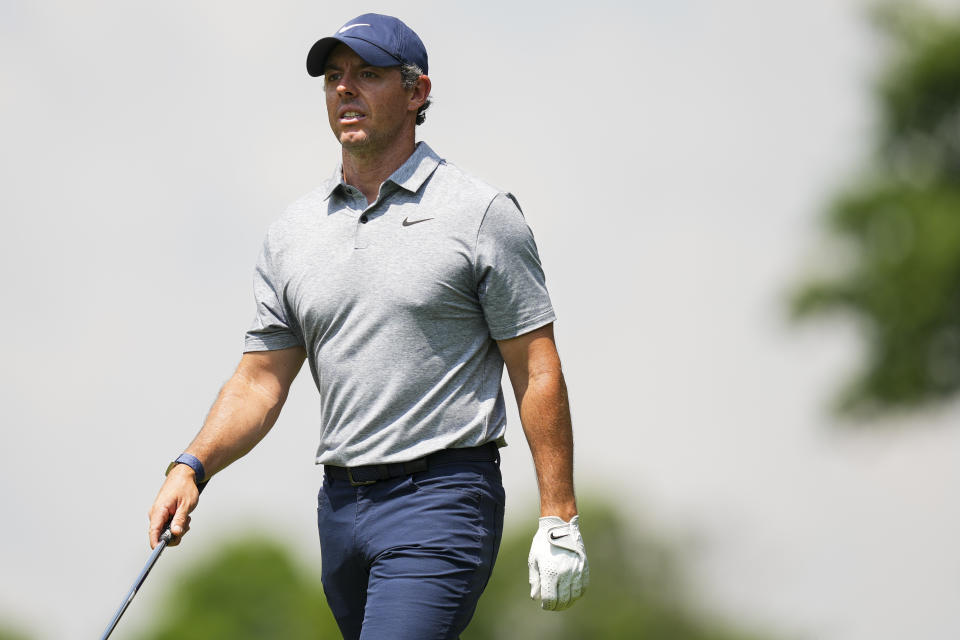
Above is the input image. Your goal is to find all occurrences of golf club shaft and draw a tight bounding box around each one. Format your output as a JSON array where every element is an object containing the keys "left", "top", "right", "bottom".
[
  {"left": 100, "top": 480, "right": 207, "bottom": 639},
  {"left": 100, "top": 528, "right": 172, "bottom": 640}
]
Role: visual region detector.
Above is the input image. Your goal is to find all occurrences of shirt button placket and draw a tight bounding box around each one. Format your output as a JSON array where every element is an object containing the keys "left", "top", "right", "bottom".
[{"left": 355, "top": 206, "right": 373, "bottom": 250}]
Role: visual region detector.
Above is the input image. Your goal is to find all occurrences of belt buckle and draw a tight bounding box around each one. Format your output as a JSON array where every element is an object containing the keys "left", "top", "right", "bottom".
[{"left": 347, "top": 468, "right": 376, "bottom": 487}]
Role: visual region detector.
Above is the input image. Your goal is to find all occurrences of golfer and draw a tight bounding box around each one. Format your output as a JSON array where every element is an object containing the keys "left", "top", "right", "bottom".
[{"left": 148, "top": 13, "right": 588, "bottom": 638}]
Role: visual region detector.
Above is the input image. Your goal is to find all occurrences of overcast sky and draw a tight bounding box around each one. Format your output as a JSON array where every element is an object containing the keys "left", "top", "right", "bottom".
[{"left": 3, "top": 1, "right": 960, "bottom": 639}]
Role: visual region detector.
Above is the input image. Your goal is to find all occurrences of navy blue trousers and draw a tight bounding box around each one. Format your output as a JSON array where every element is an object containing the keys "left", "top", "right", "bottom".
[{"left": 317, "top": 457, "right": 505, "bottom": 640}]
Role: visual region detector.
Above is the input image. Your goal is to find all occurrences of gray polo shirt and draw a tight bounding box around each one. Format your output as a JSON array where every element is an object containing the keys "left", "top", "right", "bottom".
[{"left": 244, "top": 142, "right": 555, "bottom": 466}]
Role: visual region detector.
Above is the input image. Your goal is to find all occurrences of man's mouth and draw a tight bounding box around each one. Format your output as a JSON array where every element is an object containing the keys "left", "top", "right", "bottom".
[{"left": 339, "top": 111, "right": 366, "bottom": 124}]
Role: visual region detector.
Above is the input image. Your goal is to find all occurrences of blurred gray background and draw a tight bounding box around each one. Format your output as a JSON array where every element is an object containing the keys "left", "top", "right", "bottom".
[{"left": 2, "top": 1, "right": 960, "bottom": 638}]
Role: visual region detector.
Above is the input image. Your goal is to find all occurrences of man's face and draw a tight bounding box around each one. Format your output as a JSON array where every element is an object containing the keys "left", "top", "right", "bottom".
[{"left": 324, "top": 44, "right": 415, "bottom": 155}]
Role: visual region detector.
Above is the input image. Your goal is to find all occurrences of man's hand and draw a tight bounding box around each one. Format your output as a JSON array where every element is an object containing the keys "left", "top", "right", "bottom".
[
  {"left": 528, "top": 515, "right": 589, "bottom": 611},
  {"left": 147, "top": 464, "right": 200, "bottom": 549}
]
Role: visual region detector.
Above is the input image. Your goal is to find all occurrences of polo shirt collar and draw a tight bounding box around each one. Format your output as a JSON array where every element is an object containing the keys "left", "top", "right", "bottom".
[
  {"left": 386, "top": 142, "right": 441, "bottom": 193},
  {"left": 321, "top": 166, "right": 345, "bottom": 201},
  {"left": 321, "top": 141, "right": 442, "bottom": 200}
]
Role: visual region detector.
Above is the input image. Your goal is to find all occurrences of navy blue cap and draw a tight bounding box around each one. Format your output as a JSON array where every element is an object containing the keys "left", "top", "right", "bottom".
[{"left": 307, "top": 13, "right": 428, "bottom": 77}]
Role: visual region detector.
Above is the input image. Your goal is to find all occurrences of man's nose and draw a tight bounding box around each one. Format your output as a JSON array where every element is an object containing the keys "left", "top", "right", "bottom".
[{"left": 336, "top": 76, "right": 355, "bottom": 96}]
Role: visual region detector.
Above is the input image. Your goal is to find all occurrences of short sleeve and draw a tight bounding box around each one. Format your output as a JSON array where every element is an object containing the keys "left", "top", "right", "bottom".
[
  {"left": 243, "top": 236, "right": 304, "bottom": 352},
  {"left": 475, "top": 193, "right": 556, "bottom": 340}
]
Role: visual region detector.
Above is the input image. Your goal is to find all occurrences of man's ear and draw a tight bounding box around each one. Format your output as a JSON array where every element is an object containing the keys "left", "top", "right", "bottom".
[{"left": 409, "top": 75, "right": 432, "bottom": 111}]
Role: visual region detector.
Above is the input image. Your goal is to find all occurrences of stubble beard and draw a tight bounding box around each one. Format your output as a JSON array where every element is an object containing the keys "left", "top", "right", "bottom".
[
  {"left": 337, "top": 116, "right": 410, "bottom": 161},
  {"left": 339, "top": 131, "right": 377, "bottom": 158}
]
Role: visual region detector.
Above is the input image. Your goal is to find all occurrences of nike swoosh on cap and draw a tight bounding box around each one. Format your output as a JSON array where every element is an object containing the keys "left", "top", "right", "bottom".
[{"left": 338, "top": 23, "right": 370, "bottom": 33}]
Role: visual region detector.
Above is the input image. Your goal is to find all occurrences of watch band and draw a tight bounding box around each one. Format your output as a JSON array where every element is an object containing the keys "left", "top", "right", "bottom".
[{"left": 165, "top": 453, "right": 206, "bottom": 485}]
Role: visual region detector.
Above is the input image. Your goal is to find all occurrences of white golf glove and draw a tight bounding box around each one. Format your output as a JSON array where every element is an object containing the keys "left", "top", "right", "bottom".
[{"left": 528, "top": 515, "right": 589, "bottom": 611}]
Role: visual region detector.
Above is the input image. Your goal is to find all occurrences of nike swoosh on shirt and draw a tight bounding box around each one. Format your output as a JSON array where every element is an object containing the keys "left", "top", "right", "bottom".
[
  {"left": 402, "top": 217, "right": 434, "bottom": 227},
  {"left": 338, "top": 23, "right": 370, "bottom": 33}
]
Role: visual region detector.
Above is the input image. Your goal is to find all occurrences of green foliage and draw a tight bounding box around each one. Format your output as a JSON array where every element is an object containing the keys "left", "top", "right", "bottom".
[
  {"left": 873, "top": 1, "right": 960, "bottom": 157},
  {"left": 137, "top": 536, "right": 340, "bottom": 640},
  {"left": 791, "top": 1, "right": 960, "bottom": 414},
  {"left": 466, "top": 502, "right": 765, "bottom": 640},
  {"left": 0, "top": 625, "right": 33, "bottom": 640},
  {"left": 138, "top": 502, "right": 769, "bottom": 640}
]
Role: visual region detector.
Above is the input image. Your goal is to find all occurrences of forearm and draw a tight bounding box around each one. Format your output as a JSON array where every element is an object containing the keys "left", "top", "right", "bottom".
[
  {"left": 148, "top": 348, "right": 303, "bottom": 548},
  {"left": 517, "top": 369, "right": 577, "bottom": 520},
  {"left": 182, "top": 367, "right": 290, "bottom": 478}
]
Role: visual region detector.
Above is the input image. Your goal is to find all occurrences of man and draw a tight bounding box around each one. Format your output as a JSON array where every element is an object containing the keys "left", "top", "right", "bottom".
[{"left": 148, "top": 13, "right": 587, "bottom": 639}]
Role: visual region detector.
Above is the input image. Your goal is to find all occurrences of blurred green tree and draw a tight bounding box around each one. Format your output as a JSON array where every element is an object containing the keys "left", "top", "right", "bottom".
[
  {"left": 138, "top": 503, "right": 768, "bottom": 640},
  {"left": 0, "top": 624, "right": 32, "bottom": 640},
  {"left": 466, "top": 503, "right": 765, "bottom": 640},
  {"left": 791, "top": 1, "right": 960, "bottom": 414},
  {"left": 137, "top": 536, "right": 340, "bottom": 639}
]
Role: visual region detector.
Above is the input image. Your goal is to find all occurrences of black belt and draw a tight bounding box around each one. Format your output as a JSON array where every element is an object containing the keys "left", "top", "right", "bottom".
[{"left": 325, "top": 442, "right": 499, "bottom": 487}]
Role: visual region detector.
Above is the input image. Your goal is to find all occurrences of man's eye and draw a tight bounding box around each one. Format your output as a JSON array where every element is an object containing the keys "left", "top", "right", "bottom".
[
  {"left": 326, "top": 73, "right": 341, "bottom": 82},
  {"left": 361, "top": 71, "right": 377, "bottom": 78}
]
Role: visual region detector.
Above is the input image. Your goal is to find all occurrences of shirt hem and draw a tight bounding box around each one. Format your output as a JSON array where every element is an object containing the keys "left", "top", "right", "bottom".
[
  {"left": 243, "top": 335, "right": 303, "bottom": 352},
  {"left": 488, "top": 308, "right": 556, "bottom": 341}
]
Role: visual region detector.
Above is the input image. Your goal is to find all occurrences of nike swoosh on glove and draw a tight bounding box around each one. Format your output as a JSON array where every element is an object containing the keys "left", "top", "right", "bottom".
[{"left": 528, "top": 515, "right": 589, "bottom": 611}]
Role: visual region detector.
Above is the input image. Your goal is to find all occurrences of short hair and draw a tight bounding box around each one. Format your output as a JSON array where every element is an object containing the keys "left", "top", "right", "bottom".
[{"left": 399, "top": 63, "right": 431, "bottom": 126}]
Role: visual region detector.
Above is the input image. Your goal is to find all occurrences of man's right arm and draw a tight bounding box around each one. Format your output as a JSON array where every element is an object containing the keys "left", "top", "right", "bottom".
[{"left": 147, "top": 346, "right": 306, "bottom": 548}]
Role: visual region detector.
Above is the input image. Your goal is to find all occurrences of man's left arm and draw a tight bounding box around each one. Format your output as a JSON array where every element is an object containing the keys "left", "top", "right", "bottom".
[
  {"left": 498, "top": 323, "right": 576, "bottom": 519},
  {"left": 498, "top": 323, "right": 589, "bottom": 611}
]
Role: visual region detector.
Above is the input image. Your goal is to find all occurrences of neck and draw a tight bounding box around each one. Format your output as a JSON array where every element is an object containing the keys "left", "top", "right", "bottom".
[{"left": 341, "top": 133, "right": 417, "bottom": 205}]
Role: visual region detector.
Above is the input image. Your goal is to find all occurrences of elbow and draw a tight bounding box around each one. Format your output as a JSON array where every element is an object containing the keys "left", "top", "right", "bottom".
[{"left": 526, "top": 366, "right": 567, "bottom": 399}]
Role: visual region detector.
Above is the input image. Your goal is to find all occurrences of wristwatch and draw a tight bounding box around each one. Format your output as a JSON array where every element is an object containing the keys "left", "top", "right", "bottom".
[{"left": 165, "top": 453, "right": 206, "bottom": 485}]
